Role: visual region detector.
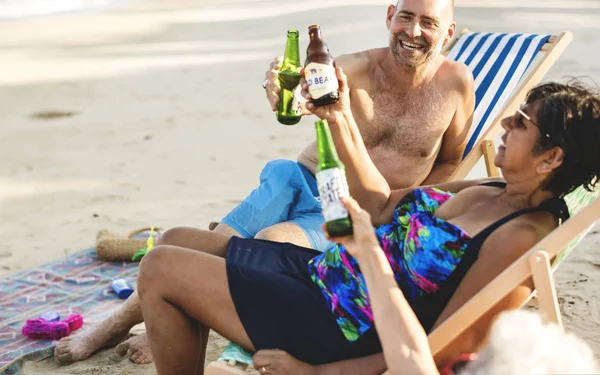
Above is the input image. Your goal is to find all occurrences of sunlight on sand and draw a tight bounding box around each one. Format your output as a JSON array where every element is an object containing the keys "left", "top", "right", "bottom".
[
  {"left": 0, "top": 0, "right": 129, "bottom": 19},
  {"left": 0, "top": 50, "right": 275, "bottom": 85},
  {"left": 0, "top": 179, "right": 107, "bottom": 203}
]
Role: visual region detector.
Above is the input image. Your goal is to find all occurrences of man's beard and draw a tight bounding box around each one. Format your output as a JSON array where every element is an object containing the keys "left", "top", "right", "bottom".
[{"left": 389, "top": 32, "right": 444, "bottom": 67}]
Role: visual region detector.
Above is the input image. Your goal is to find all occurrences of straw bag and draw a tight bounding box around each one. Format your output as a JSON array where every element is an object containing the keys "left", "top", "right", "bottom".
[{"left": 96, "top": 227, "right": 163, "bottom": 262}]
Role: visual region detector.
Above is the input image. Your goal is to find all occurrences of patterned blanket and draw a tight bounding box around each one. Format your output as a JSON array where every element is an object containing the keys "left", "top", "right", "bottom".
[{"left": 0, "top": 248, "right": 138, "bottom": 375}]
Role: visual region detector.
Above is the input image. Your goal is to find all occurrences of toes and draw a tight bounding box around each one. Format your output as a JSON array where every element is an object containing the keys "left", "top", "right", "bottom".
[
  {"left": 54, "top": 345, "right": 69, "bottom": 356},
  {"left": 115, "top": 341, "right": 130, "bottom": 356},
  {"left": 55, "top": 352, "right": 75, "bottom": 365},
  {"left": 54, "top": 341, "right": 72, "bottom": 356},
  {"left": 128, "top": 349, "right": 141, "bottom": 363},
  {"left": 135, "top": 354, "right": 149, "bottom": 364}
]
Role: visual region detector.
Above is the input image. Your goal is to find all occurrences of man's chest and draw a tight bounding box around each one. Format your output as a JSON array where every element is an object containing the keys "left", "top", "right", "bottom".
[{"left": 350, "top": 85, "right": 456, "bottom": 157}]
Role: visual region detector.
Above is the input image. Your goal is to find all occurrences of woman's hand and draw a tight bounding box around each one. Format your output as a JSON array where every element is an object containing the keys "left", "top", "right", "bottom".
[
  {"left": 300, "top": 66, "right": 351, "bottom": 126},
  {"left": 253, "top": 350, "right": 316, "bottom": 375},
  {"left": 326, "top": 197, "right": 382, "bottom": 260}
]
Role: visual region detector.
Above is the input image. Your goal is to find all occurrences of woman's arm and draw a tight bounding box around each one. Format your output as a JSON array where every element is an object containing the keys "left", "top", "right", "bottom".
[
  {"left": 303, "top": 68, "right": 503, "bottom": 225},
  {"left": 370, "top": 177, "right": 505, "bottom": 226},
  {"left": 303, "top": 67, "right": 393, "bottom": 221},
  {"left": 335, "top": 197, "right": 440, "bottom": 375},
  {"left": 358, "top": 247, "right": 438, "bottom": 375}
]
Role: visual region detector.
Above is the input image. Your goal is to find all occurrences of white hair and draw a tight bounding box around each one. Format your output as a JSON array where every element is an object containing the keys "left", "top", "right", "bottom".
[{"left": 460, "top": 310, "right": 599, "bottom": 375}]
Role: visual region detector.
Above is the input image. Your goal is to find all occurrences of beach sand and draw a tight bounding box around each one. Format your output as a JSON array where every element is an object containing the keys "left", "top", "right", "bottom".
[{"left": 0, "top": 0, "right": 599, "bottom": 373}]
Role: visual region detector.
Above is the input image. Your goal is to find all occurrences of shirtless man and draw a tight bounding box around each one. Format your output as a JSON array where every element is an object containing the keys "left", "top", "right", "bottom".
[
  {"left": 212, "top": 0, "right": 474, "bottom": 252},
  {"left": 54, "top": 0, "right": 475, "bottom": 366}
]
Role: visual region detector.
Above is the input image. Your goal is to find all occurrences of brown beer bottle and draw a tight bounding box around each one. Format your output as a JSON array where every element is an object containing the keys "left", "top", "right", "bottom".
[{"left": 304, "top": 25, "right": 339, "bottom": 106}]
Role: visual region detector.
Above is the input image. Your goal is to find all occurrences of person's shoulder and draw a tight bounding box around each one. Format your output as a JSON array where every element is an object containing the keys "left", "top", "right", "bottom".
[
  {"left": 488, "top": 212, "right": 556, "bottom": 256},
  {"left": 438, "top": 58, "right": 474, "bottom": 95},
  {"left": 335, "top": 48, "right": 385, "bottom": 77}
]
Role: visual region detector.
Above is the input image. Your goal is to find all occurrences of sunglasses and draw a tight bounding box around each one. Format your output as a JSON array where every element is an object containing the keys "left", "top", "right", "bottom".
[{"left": 516, "top": 107, "right": 551, "bottom": 139}]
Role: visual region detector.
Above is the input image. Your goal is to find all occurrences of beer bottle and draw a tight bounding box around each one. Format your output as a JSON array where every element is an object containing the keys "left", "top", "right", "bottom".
[
  {"left": 305, "top": 25, "right": 339, "bottom": 107},
  {"left": 315, "top": 119, "right": 353, "bottom": 237},
  {"left": 276, "top": 29, "right": 303, "bottom": 125}
]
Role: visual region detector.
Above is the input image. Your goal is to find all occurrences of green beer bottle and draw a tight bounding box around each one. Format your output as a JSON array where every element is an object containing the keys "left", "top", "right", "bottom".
[
  {"left": 276, "top": 29, "right": 302, "bottom": 125},
  {"left": 315, "top": 119, "right": 353, "bottom": 237}
]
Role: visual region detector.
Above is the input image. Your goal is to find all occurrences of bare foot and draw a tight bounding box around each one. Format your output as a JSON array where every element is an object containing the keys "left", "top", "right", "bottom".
[
  {"left": 54, "top": 326, "right": 129, "bottom": 365},
  {"left": 115, "top": 333, "right": 153, "bottom": 364}
]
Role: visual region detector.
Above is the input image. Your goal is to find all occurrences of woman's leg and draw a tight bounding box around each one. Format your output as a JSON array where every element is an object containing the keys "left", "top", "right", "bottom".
[
  {"left": 55, "top": 228, "right": 232, "bottom": 365},
  {"left": 138, "top": 244, "right": 255, "bottom": 375}
]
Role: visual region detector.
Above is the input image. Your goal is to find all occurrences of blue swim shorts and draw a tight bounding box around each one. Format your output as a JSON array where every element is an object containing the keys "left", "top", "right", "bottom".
[{"left": 221, "top": 159, "right": 335, "bottom": 252}]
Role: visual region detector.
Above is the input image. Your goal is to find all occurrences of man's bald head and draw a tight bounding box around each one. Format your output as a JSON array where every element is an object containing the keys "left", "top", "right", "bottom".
[
  {"left": 387, "top": 0, "right": 457, "bottom": 67},
  {"left": 395, "top": 0, "right": 454, "bottom": 21}
]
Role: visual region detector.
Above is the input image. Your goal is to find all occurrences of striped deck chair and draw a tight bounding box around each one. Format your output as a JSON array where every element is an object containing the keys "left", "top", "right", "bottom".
[
  {"left": 205, "top": 30, "right": 574, "bottom": 375},
  {"left": 429, "top": 186, "right": 600, "bottom": 362},
  {"left": 445, "top": 30, "right": 573, "bottom": 180}
]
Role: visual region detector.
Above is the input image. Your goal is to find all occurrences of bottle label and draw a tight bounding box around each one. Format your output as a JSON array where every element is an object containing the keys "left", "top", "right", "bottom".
[
  {"left": 305, "top": 62, "right": 339, "bottom": 100},
  {"left": 316, "top": 167, "right": 350, "bottom": 222}
]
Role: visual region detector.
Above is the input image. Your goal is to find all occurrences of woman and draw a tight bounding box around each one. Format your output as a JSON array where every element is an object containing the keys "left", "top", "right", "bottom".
[
  {"left": 253, "top": 202, "right": 599, "bottom": 375},
  {"left": 137, "top": 70, "right": 600, "bottom": 375}
]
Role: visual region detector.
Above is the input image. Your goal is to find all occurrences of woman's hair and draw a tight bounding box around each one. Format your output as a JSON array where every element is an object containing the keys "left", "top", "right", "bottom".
[
  {"left": 525, "top": 80, "right": 600, "bottom": 197},
  {"left": 460, "top": 310, "right": 599, "bottom": 375}
]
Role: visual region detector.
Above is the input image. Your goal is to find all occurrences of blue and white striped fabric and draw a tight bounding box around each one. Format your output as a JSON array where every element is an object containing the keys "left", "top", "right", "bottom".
[{"left": 447, "top": 33, "right": 551, "bottom": 157}]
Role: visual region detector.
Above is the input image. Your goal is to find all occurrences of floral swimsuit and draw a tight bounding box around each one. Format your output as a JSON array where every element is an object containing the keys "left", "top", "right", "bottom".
[{"left": 308, "top": 187, "right": 472, "bottom": 341}]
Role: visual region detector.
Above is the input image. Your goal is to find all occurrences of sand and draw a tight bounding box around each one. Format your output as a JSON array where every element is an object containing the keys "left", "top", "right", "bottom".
[{"left": 0, "top": 0, "right": 599, "bottom": 373}]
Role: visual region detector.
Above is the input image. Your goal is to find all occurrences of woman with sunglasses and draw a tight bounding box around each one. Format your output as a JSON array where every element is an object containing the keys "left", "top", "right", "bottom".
[{"left": 135, "top": 68, "right": 600, "bottom": 375}]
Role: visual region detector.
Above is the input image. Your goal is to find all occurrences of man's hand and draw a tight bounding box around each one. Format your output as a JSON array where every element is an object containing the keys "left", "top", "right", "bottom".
[
  {"left": 264, "top": 56, "right": 283, "bottom": 111},
  {"left": 253, "top": 350, "right": 316, "bottom": 375}
]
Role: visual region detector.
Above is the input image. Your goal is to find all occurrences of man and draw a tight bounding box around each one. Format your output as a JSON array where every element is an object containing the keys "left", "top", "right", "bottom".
[
  {"left": 213, "top": 0, "right": 474, "bottom": 252},
  {"left": 54, "top": 0, "right": 475, "bottom": 366}
]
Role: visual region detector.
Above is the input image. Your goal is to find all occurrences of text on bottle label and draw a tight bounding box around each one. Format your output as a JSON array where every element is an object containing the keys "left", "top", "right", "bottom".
[
  {"left": 316, "top": 167, "right": 350, "bottom": 222},
  {"left": 305, "top": 62, "right": 339, "bottom": 100}
]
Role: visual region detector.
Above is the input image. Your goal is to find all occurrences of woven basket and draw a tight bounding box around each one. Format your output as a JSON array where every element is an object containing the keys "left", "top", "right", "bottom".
[{"left": 96, "top": 227, "right": 162, "bottom": 262}]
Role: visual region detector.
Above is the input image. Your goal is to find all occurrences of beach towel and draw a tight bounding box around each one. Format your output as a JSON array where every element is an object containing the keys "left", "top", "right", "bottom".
[{"left": 0, "top": 248, "right": 138, "bottom": 375}]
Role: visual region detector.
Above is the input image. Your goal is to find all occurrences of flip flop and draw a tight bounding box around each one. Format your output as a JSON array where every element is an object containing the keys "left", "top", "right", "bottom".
[
  {"left": 62, "top": 314, "right": 84, "bottom": 332},
  {"left": 22, "top": 319, "right": 70, "bottom": 340}
]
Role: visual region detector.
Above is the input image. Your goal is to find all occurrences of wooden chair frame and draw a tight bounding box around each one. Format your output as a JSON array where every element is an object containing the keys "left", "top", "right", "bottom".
[{"left": 428, "top": 197, "right": 600, "bottom": 355}]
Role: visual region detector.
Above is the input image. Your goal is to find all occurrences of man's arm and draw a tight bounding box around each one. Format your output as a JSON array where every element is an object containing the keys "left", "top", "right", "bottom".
[{"left": 421, "top": 64, "right": 475, "bottom": 185}]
